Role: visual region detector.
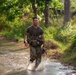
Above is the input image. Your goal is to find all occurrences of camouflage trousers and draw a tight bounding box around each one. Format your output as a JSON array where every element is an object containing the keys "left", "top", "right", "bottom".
[{"left": 30, "top": 46, "right": 43, "bottom": 69}]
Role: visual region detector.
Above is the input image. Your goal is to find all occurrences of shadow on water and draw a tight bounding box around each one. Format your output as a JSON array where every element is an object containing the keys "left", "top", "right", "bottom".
[
  {"left": 0, "top": 48, "right": 27, "bottom": 54},
  {"left": 5, "top": 60, "right": 76, "bottom": 75},
  {"left": 6, "top": 70, "right": 28, "bottom": 75},
  {"left": 0, "top": 43, "right": 15, "bottom": 47},
  {"left": 6, "top": 70, "right": 45, "bottom": 75},
  {"left": 9, "top": 48, "right": 26, "bottom": 52}
]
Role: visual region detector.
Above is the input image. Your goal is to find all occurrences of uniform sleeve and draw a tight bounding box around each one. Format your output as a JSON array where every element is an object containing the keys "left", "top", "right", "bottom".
[
  {"left": 26, "top": 27, "right": 30, "bottom": 33},
  {"left": 40, "top": 28, "right": 44, "bottom": 35}
]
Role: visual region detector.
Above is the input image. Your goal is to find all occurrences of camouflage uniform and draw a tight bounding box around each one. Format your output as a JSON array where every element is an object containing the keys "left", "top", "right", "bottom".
[
  {"left": 26, "top": 26, "right": 44, "bottom": 69},
  {"left": 30, "top": 46, "right": 43, "bottom": 68}
]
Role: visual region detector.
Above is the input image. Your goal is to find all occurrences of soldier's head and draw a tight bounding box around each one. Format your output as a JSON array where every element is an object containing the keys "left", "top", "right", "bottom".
[{"left": 33, "top": 17, "right": 39, "bottom": 26}]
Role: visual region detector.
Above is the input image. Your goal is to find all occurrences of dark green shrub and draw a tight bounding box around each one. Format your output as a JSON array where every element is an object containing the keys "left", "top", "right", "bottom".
[{"left": 55, "top": 23, "right": 76, "bottom": 43}]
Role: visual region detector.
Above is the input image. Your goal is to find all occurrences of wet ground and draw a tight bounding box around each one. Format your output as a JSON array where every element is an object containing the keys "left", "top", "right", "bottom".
[{"left": 0, "top": 36, "right": 76, "bottom": 75}]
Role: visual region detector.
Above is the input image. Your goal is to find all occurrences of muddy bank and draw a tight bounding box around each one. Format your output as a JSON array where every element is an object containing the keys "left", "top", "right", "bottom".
[
  {"left": 5, "top": 59, "right": 76, "bottom": 75},
  {"left": 0, "top": 36, "right": 76, "bottom": 75},
  {"left": 0, "top": 50, "right": 29, "bottom": 75},
  {"left": 0, "top": 50, "right": 76, "bottom": 75}
]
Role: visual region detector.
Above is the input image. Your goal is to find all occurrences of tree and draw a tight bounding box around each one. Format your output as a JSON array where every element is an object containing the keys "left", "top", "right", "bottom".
[
  {"left": 30, "top": 0, "right": 51, "bottom": 27},
  {"left": 44, "top": 1, "right": 50, "bottom": 27},
  {"left": 0, "top": 0, "right": 30, "bottom": 21},
  {"left": 64, "top": 0, "right": 71, "bottom": 24},
  {"left": 30, "top": 0, "right": 37, "bottom": 17}
]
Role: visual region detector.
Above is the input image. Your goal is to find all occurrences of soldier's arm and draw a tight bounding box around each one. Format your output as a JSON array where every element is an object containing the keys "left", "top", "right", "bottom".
[
  {"left": 41, "top": 34, "right": 46, "bottom": 47},
  {"left": 24, "top": 32, "right": 28, "bottom": 46}
]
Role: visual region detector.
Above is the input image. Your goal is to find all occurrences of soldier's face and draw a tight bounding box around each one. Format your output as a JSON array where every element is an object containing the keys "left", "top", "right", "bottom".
[{"left": 33, "top": 19, "right": 39, "bottom": 26}]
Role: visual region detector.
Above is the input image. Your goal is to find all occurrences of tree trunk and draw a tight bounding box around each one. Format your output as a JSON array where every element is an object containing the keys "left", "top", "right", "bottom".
[
  {"left": 44, "top": 1, "right": 50, "bottom": 27},
  {"left": 32, "top": 2, "right": 37, "bottom": 17},
  {"left": 64, "top": 0, "right": 71, "bottom": 24}
]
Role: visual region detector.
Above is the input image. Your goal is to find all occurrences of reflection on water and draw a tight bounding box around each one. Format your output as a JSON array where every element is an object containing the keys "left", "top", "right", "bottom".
[
  {"left": 0, "top": 51, "right": 76, "bottom": 75},
  {"left": 6, "top": 59, "right": 76, "bottom": 75}
]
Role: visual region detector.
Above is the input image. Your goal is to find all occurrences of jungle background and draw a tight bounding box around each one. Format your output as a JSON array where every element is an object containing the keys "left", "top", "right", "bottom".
[{"left": 0, "top": 0, "right": 76, "bottom": 66}]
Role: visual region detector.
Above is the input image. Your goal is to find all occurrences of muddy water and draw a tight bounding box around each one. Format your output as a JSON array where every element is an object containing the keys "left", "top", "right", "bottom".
[
  {"left": 0, "top": 51, "right": 76, "bottom": 75},
  {"left": 0, "top": 36, "right": 76, "bottom": 75},
  {"left": 0, "top": 50, "right": 29, "bottom": 75},
  {"left": 6, "top": 60, "right": 76, "bottom": 75}
]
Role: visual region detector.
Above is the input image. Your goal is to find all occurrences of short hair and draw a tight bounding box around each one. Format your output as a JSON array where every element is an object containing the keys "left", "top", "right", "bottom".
[{"left": 33, "top": 17, "right": 38, "bottom": 20}]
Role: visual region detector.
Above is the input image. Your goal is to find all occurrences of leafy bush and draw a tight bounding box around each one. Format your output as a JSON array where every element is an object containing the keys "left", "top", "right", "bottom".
[
  {"left": 66, "top": 36, "right": 76, "bottom": 52},
  {"left": 55, "top": 23, "right": 76, "bottom": 43},
  {"left": 0, "top": 18, "right": 32, "bottom": 41},
  {"left": 43, "top": 26, "right": 56, "bottom": 41},
  {"left": 61, "top": 36, "right": 76, "bottom": 66}
]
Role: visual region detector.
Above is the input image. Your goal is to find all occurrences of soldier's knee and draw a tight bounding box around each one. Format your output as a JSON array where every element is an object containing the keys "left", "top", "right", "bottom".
[{"left": 30, "top": 58, "right": 35, "bottom": 62}]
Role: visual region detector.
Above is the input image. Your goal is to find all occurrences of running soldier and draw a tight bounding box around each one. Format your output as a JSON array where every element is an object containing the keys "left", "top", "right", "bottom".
[{"left": 24, "top": 17, "right": 45, "bottom": 70}]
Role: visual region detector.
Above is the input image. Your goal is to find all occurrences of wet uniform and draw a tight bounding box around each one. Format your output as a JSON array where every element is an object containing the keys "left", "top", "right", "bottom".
[{"left": 26, "top": 26, "right": 44, "bottom": 68}]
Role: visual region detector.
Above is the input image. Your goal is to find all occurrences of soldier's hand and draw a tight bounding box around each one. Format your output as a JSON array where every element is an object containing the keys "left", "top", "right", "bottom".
[
  {"left": 24, "top": 41, "right": 28, "bottom": 46},
  {"left": 43, "top": 43, "right": 46, "bottom": 48}
]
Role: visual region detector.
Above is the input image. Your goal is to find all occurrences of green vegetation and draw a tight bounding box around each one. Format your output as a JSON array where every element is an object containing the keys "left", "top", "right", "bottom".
[
  {"left": 61, "top": 36, "right": 76, "bottom": 66},
  {"left": 0, "top": 18, "right": 32, "bottom": 41},
  {"left": 0, "top": 0, "right": 76, "bottom": 66}
]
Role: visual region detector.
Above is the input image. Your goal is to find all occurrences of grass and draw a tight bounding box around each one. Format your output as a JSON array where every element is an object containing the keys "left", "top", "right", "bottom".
[
  {"left": 61, "top": 36, "right": 76, "bottom": 66},
  {"left": 0, "top": 18, "right": 76, "bottom": 67}
]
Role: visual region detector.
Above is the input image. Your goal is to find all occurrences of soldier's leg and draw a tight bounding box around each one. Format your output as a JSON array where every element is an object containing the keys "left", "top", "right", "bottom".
[
  {"left": 34, "top": 47, "right": 42, "bottom": 69},
  {"left": 30, "top": 46, "right": 37, "bottom": 62},
  {"left": 34, "top": 55, "right": 41, "bottom": 69}
]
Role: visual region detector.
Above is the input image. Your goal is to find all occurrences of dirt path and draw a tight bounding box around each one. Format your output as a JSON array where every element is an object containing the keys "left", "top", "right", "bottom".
[
  {"left": 0, "top": 36, "right": 76, "bottom": 75},
  {"left": 0, "top": 36, "right": 58, "bottom": 75},
  {"left": 0, "top": 36, "right": 30, "bottom": 75}
]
